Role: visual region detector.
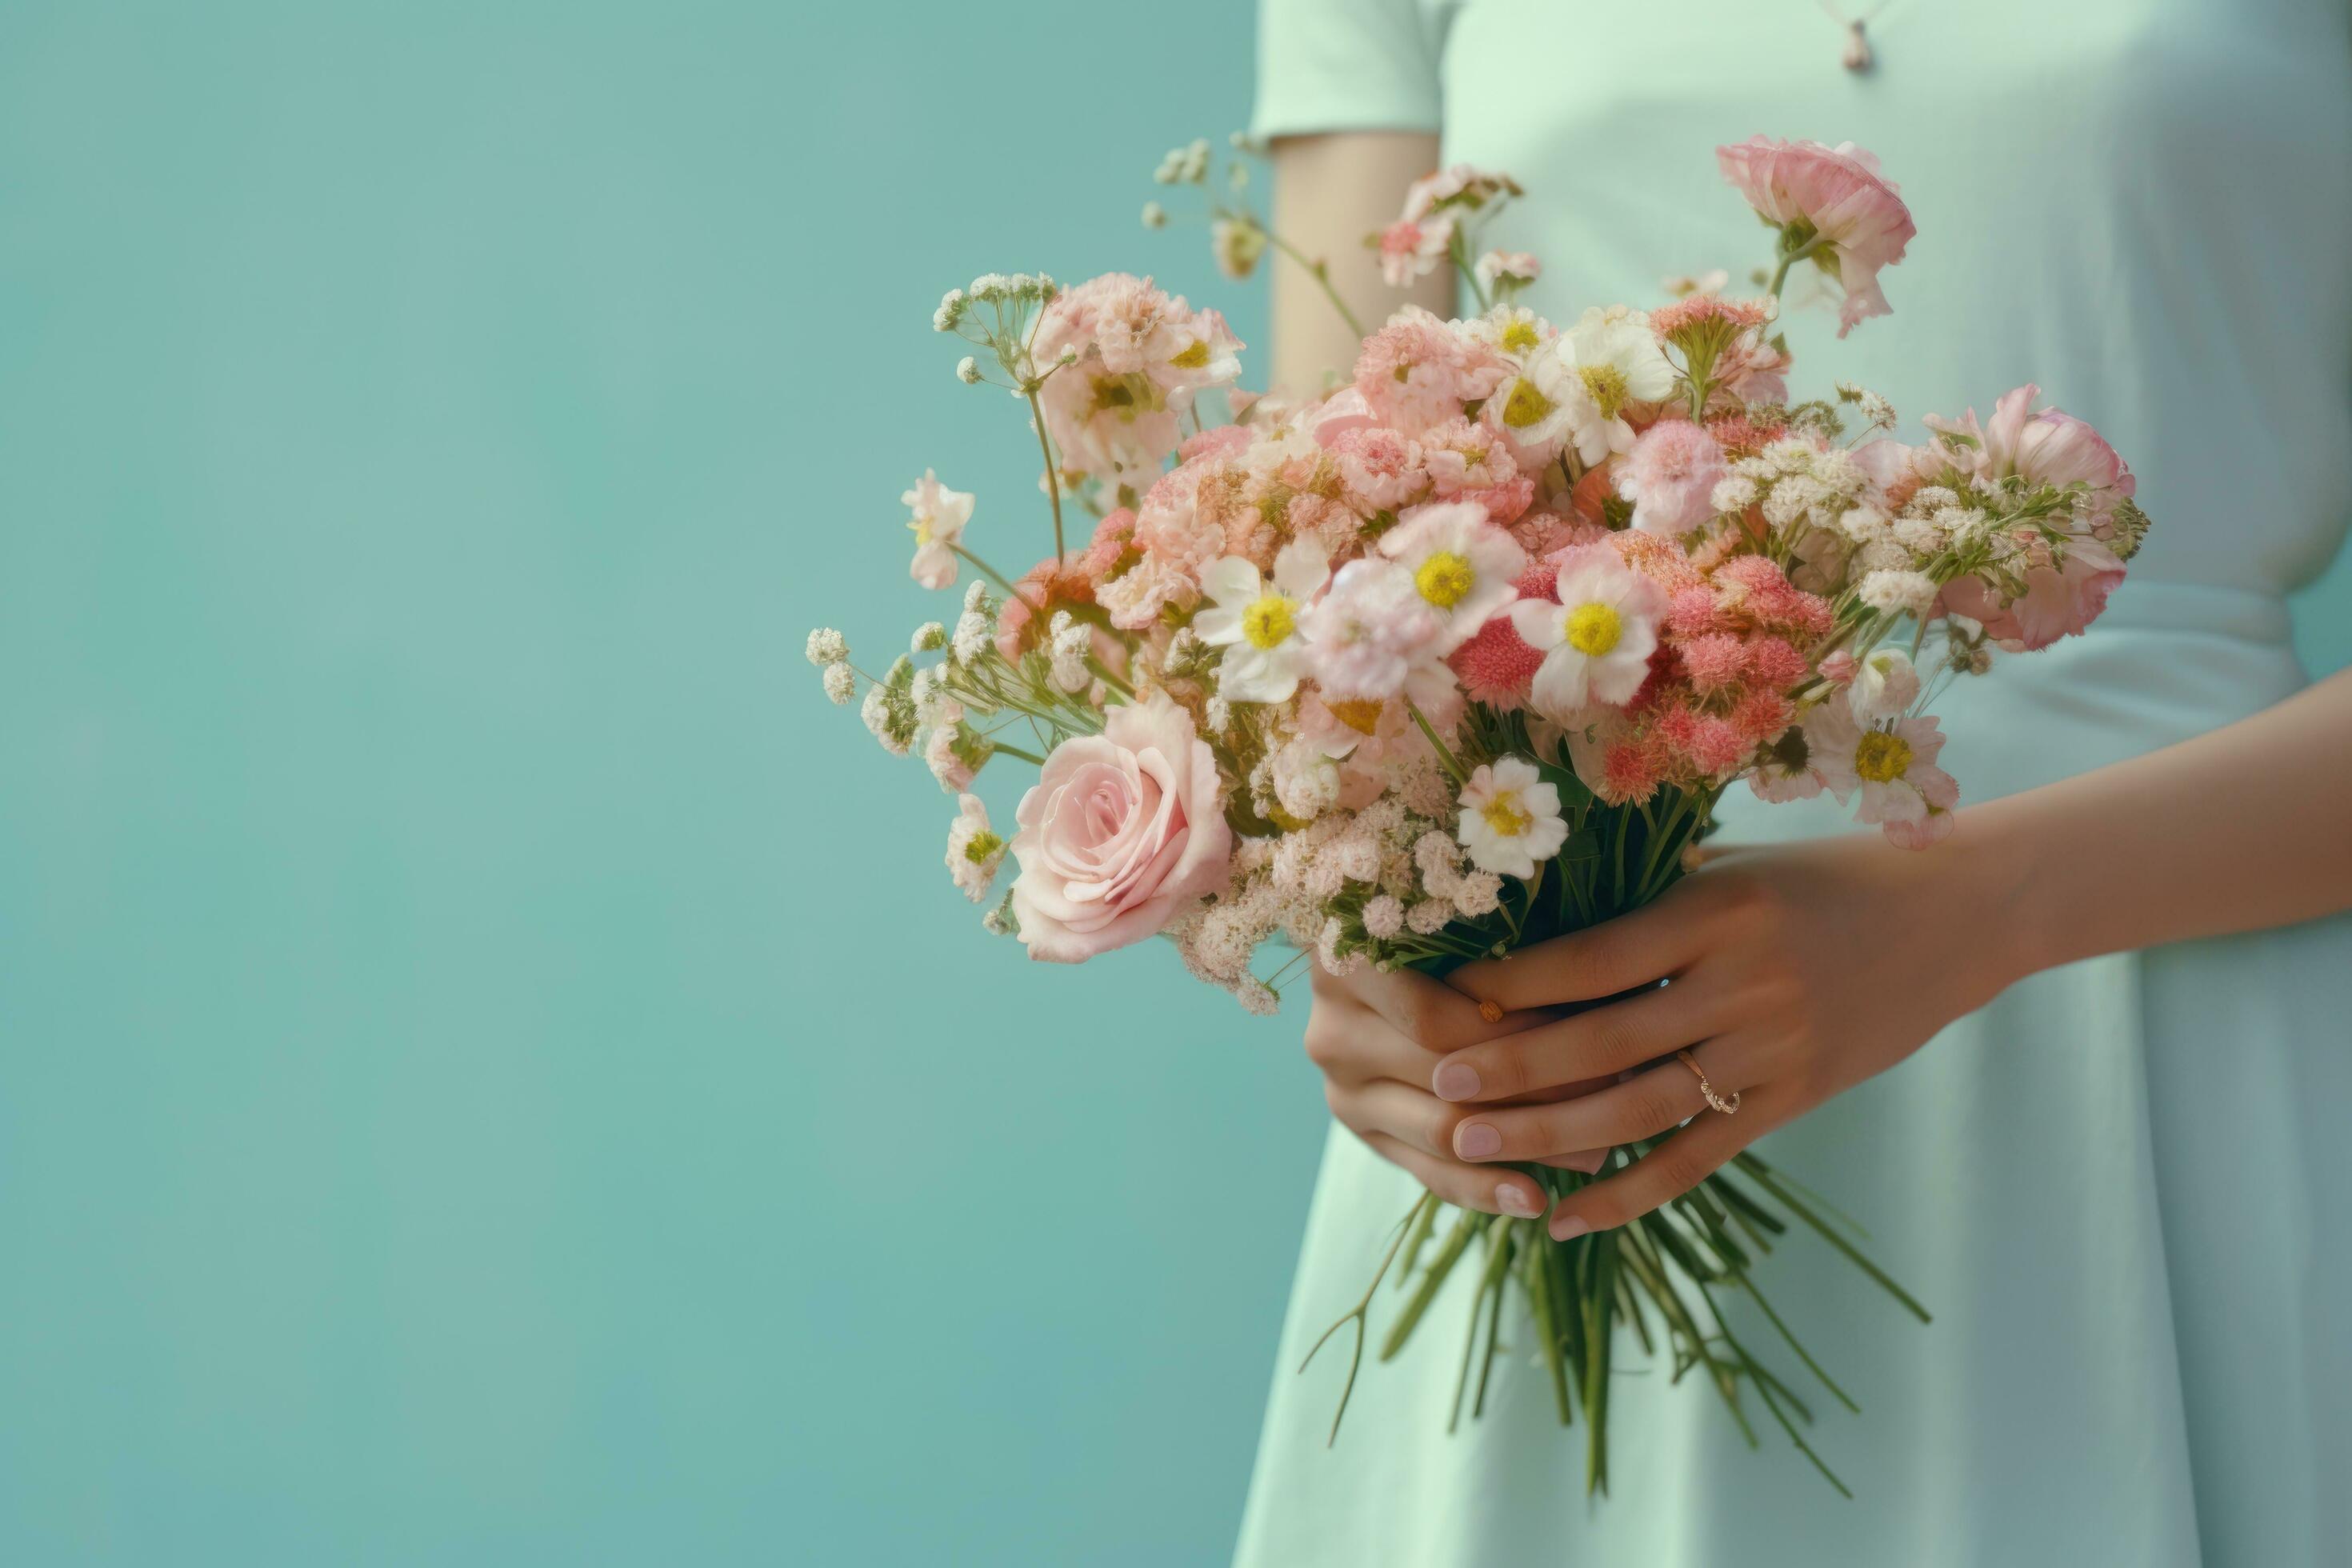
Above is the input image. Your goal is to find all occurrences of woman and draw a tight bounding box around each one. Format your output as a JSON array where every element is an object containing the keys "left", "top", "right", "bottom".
[{"left": 1237, "top": 2, "right": 2352, "bottom": 1562}]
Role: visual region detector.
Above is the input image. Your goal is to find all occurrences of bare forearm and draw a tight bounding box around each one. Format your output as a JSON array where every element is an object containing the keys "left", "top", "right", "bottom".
[
  {"left": 1267, "top": 133, "right": 1451, "bottom": 395},
  {"left": 1970, "top": 666, "right": 2352, "bottom": 982}
]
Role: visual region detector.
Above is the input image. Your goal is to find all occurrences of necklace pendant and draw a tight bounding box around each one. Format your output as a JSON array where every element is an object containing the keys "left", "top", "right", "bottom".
[{"left": 1842, "top": 21, "right": 1874, "bottom": 72}]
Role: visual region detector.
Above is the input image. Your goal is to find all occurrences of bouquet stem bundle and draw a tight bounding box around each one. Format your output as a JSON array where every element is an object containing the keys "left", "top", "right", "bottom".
[{"left": 812, "top": 130, "right": 2147, "bottom": 1498}]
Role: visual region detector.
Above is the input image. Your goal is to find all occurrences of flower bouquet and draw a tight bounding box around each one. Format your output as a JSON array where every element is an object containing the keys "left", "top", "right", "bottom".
[{"left": 808, "top": 134, "right": 2148, "bottom": 1494}]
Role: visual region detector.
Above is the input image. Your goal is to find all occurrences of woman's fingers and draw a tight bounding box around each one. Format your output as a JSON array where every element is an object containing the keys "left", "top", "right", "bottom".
[
  {"left": 1358, "top": 1132, "right": 1548, "bottom": 1219},
  {"left": 1449, "top": 1045, "right": 1749, "bottom": 1163},
  {"left": 1333, "top": 960, "right": 1536, "bottom": 1054},
  {"left": 1446, "top": 894, "right": 1706, "bottom": 1011},
  {"left": 1430, "top": 983, "right": 1718, "bottom": 1102},
  {"left": 1327, "top": 1077, "right": 1462, "bottom": 1161},
  {"left": 1302, "top": 997, "right": 1460, "bottom": 1087},
  {"left": 1543, "top": 1096, "right": 1774, "bottom": 1238}
]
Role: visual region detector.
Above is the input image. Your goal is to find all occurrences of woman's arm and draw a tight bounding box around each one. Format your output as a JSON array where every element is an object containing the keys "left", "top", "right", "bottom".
[
  {"left": 1985, "top": 665, "right": 2352, "bottom": 970},
  {"left": 1426, "top": 664, "right": 2352, "bottom": 1238},
  {"left": 1266, "top": 133, "right": 1451, "bottom": 394}
]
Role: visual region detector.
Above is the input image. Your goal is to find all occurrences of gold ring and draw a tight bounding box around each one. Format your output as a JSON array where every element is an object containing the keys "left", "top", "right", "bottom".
[
  {"left": 1477, "top": 998, "right": 1504, "bottom": 1025},
  {"left": 1676, "top": 1050, "right": 1740, "bottom": 1115}
]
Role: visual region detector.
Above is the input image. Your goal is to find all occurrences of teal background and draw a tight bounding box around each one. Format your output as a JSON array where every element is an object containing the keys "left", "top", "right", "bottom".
[{"left": 2, "top": 3, "right": 2346, "bottom": 1565}]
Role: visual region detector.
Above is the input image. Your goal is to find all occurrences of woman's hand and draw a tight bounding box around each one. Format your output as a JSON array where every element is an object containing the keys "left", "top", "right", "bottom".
[
  {"left": 1303, "top": 963, "right": 1615, "bottom": 1220},
  {"left": 1430, "top": 831, "right": 2028, "bottom": 1240}
]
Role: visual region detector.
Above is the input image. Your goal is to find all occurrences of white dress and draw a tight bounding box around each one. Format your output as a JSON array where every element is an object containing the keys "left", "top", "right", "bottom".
[{"left": 1235, "top": 2, "right": 2352, "bottom": 1562}]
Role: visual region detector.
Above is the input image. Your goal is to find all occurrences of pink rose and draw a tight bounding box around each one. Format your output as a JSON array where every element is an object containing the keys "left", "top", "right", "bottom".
[
  {"left": 1009, "top": 694, "right": 1231, "bottom": 962},
  {"left": 1716, "top": 136, "right": 1914, "bottom": 337}
]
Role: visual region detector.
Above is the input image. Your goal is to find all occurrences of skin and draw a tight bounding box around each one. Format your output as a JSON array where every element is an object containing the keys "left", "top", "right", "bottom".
[{"left": 1274, "top": 132, "right": 2352, "bottom": 1242}]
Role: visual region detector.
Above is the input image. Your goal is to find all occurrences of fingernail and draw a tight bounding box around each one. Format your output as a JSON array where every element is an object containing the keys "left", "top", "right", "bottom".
[
  {"left": 1431, "top": 1062, "right": 1481, "bottom": 1101},
  {"left": 1456, "top": 1122, "right": 1501, "bottom": 1159},
  {"left": 1496, "top": 1184, "right": 1541, "bottom": 1218},
  {"left": 1552, "top": 1215, "right": 1591, "bottom": 1242},
  {"left": 1563, "top": 1148, "right": 1606, "bottom": 1175}
]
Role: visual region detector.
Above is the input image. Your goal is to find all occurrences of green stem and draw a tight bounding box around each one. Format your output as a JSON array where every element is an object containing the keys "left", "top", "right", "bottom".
[
  {"left": 949, "top": 545, "right": 1042, "bottom": 614},
  {"left": 1406, "top": 699, "right": 1467, "bottom": 786},
  {"left": 1764, "top": 230, "right": 1831, "bottom": 305},
  {"left": 1266, "top": 233, "right": 1365, "bottom": 338},
  {"left": 1022, "top": 388, "right": 1067, "bottom": 566}
]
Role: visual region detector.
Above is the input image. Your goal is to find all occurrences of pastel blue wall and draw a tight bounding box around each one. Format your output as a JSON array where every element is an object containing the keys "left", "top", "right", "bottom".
[{"left": 2, "top": 4, "right": 2346, "bottom": 1566}]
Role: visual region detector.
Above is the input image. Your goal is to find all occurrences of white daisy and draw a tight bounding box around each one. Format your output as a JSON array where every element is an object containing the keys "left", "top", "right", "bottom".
[
  {"left": 1508, "top": 546, "right": 1666, "bottom": 722},
  {"left": 1377, "top": 502, "right": 1526, "bottom": 654},
  {"left": 1807, "top": 695, "right": 1960, "bottom": 847},
  {"left": 1455, "top": 756, "right": 1569, "bottom": 880},
  {"left": 1193, "top": 538, "right": 1330, "bottom": 704},
  {"left": 1553, "top": 307, "right": 1678, "bottom": 466}
]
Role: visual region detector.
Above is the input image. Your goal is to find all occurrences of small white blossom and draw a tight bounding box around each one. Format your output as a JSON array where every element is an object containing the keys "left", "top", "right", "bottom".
[
  {"left": 911, "top": 622, "right": 946, "bottom": 654},
  {"left": 932, "top": 289, "right": 966, "bottom": 333},
  {"left": 805, "top": 627, "right": 848, "bottom": 666},
  {"left": 1858, "top": 569, "right": 1940, "bottom": 617},
  {"left": 946, "top": 794, "right": 1005, "bottom": 903},
  {"left": 1406, "top": 898, "right": 1454, "bottom": 935},
  {"left": 1046, "top": 612, "right": 1093, "bottom": 693},
  {"left": 955, "top": 355, "right": 982, "bottom": 386},
  {"left": 951, "top": 610, "right": 991, "bottom": 665},
  {"left": 1141, "top": 200, "right": 1167, "bottom": 229},
  {"left": 1362, "top": 894, "right": 1405, "bottom": 940},
  {"left": 821, "top": 663, "right": 855, "bottom": 705},
  {"left": 1234, "top": 977, "right": 1280, "bottom": 1016}
]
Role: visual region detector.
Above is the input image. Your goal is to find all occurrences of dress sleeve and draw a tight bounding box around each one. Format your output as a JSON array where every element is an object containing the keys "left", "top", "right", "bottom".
[{"left": 1250, "top": 0, "right": 1450, "bottom": 140}]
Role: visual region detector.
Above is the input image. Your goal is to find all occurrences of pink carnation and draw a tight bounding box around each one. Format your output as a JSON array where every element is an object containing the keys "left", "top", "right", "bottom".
[
  {"left": 1354, "top": 308, "right": 1497, "bottom": 438},
  {"left": 1617, "top": 420, "right": 1729, "bottom": 537},
  {"left": 1716, "top": 137, "right": 1914, "bottom": 337},
  {"left": 1330, "top": 426, "right": 1428, "bottom": 513},
  {"left": 1461, "top": 474, "right": 1536, "bottom": 526}
]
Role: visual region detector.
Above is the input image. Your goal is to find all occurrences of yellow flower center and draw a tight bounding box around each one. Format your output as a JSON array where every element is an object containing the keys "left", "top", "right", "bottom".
[
  {"left": 1480, "top": 794, "right": 1533, "bottom": 838},
  {"left": 1500, "top": 320, "right": 1542, "bottom": 354},
  {"left": 963, "top": 829, "right": 1003, "bottom": 862},
  {"left": 1169, "top": 340, "right": 1211, "bottom": 370},
  {"left": 1854, "top": 730, "right": 1914, "bottom": 783},
  {"left": 1326, "top": 698, "right": 1386, "bottom": 735},
  {"left": 1241, "top": 593, "right": 1296, "bottom": 649},
  {"left": 1414, "top": 551, "right": 1477, "bottom": 609},
  {"left": 1578, "top": 363, "right": 1631, "bottom": 419},
  {"left": 1565, "top": 602, "right": 1622, "bottom": 656},
  {"left": 910, "top": 517, "right": 934, "bottom": 546},
  {"left": 1501, "top": 379, "right": 1556, "bottom": 429}
]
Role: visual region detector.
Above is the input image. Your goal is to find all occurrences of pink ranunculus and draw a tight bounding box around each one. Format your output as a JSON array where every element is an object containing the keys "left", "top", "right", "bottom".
[
  {"left": 1009, "top": 693, "right": 1232, "bottom": 963},
  {"left": 1940, "top": 538, "right": 2126, "bottom": 652},
  {"left": 1978, "top": 384, "right": 2137, "bottom": 516},
  {"left": 1716, "top": 136, "right": 1914, "bottom": 338}
]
